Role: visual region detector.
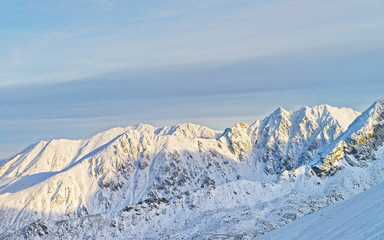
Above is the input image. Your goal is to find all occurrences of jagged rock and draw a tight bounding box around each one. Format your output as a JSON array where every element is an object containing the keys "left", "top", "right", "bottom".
[
  {"left": 3, "top": 102, "right": 384, "bottom": 239},
  {"left": 23, "top": 219, "right": 49, "bottom": 238}
]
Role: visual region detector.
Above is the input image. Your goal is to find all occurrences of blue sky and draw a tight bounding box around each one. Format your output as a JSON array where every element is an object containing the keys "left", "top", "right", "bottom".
[{"left": 1, "top": 0, "right": 384, "bottom": 158}]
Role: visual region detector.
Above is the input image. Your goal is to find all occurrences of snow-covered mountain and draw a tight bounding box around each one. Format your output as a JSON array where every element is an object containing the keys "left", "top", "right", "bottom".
[{"left": 2, "top": 101, "right": 384, "bottom": 239}]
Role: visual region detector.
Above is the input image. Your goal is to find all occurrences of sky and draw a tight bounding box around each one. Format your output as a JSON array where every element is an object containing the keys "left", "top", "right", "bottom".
[{"left": 1, "top": 0, "right": 384, "bottom": 159}]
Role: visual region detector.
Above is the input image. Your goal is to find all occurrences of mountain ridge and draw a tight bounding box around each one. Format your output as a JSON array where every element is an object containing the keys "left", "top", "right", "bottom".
[{"left": 3, "top": 101, "right": 384, "bottom": 239}]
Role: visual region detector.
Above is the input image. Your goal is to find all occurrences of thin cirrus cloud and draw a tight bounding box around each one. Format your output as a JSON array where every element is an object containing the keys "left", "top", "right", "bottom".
[
  {"left": 1, "top": 0, "right": 384, "bottom": 158},
  {"left": 1, "top": 0, "right": 384, "bottom": 86}
]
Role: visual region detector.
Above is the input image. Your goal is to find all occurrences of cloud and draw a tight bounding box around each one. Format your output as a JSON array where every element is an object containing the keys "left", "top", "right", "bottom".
[
  {"left": 1, "top": 0, "right": 384, "bottom": 86},
  {"left": 1, "top": 45, "right": 384, "bottom": 159},
  {"left": 1, "top": 0, "right": 384, "bottom": 158}
]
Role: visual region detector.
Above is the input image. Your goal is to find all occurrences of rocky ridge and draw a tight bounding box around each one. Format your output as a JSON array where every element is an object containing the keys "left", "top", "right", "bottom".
[{"left": 2, "top": 101, "right": 384, "bottom": 239}]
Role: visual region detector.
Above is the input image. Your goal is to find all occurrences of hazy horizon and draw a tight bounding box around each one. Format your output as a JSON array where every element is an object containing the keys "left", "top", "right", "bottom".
[{"left": 1, "top": 0, "right": 384, "bottom": 159}]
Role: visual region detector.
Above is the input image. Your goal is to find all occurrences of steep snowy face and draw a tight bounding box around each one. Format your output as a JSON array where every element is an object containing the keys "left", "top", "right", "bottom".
[
  {"left": 312, "top": 100, "right": 384, "bottom": 178},
  {"left": 221, "top": 122, "right": 252, "bottom": 160},
  {"left": 0, "top": 122, "right": 245, "bottom": 232},
  {"left": 0, "top": 127, "right": 131, "bottom": 177},
  {"left": 85, "top": 122, "right": 245, "bottom": 209},
  {"left": 252, "top": 105, "right": 360, "bottom": 177}
]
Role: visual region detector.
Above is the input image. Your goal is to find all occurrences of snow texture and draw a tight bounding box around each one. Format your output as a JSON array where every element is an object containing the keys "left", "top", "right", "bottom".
[
  {"left": 1, "top": 101, "right": 384, "bottom": 239},
  {"left": 259, "top": 167, "right": 384, "bottom": 240}
]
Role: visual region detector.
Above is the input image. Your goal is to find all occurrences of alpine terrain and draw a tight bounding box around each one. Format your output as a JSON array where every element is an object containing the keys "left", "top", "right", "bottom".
[
  {"left": 258, "top": 177, "right": 384, "bottom": 240},
  {"left": 1, "top": 100, "right": 384, "bottom": 239}
]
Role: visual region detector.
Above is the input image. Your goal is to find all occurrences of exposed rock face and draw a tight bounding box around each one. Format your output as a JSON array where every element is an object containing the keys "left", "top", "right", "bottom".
[
  {"left": 311, "top": 100, "right": 384, "bottom": 178},
  {"left": 222, "top": 122, "right": 252, "bottom": 159},
  {"left": 253, "top": 105, "right": 360, "bottom": 177},
  {"left": 4, "top": 101, "right": 384, "bottom": 239}
]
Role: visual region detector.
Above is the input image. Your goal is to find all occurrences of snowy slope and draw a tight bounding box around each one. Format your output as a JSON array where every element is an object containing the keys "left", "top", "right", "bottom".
[
  {"left": 258, "top": 170, "right": 384, "bottom": 240},
  {"left": 4, "top": 101, "right": 384, "bottom": 239}
]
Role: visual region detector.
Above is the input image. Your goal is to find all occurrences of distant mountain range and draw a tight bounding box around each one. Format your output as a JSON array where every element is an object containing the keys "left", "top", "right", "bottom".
[{"left": 1, "top": 100, "right": 384, "bottom": 239}]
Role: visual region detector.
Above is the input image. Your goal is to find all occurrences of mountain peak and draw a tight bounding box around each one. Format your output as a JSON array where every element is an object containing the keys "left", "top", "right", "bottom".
[
  {"left": 366, "top": 99, "right": 384, "bottom": 116},
  {"left": 310, "top": 100, "right": 384, "bottom": 178},
  {"left": 1, "top": 101, "right": 382, "bottom": 239},
  {"left": 271, "top": 106, "right": 290, "bottom": 117}
]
